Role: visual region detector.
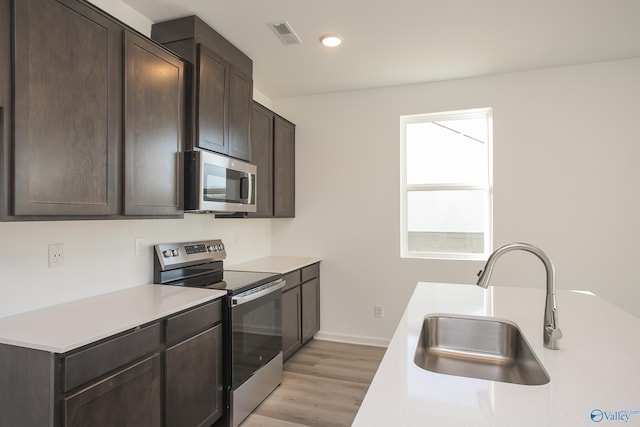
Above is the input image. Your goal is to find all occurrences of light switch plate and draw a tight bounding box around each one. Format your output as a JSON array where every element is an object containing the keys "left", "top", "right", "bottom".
[
  {"left": 375, "top": 305, "right": 384, "bottom": 318},
  {"left": 135, "top": 238, "right": 145, "bottom": 256}
]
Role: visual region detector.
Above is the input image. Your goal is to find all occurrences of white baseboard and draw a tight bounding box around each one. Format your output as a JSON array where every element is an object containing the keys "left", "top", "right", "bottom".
[{"left": 313, "top": 331, "right": 389, "bottom": 348}]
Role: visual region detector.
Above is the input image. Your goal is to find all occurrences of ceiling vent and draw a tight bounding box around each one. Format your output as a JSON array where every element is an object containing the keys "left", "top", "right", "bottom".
[{"left": 268, "top": 21, "right": 302, "bottom": 45}]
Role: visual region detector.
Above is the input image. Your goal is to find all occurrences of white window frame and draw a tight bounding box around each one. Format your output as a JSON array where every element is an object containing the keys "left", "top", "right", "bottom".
[{"left": 400, "top": 108, "right": 493, "bottom": 260}]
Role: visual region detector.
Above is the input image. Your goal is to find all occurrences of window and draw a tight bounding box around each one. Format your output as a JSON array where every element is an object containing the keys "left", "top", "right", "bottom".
[{"left": 400, "top": 108, "right": 492, "bottom": 260}]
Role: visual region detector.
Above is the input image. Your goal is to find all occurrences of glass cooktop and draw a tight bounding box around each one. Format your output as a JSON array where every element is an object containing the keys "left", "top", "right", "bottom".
[{"left": 205, "top": 270, "right": 283, "bottom": 295}]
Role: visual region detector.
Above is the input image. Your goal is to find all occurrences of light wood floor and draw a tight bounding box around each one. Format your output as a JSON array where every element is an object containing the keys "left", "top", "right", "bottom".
[{"left": 240, "top": 340, "right": 386, "bottom": 427}]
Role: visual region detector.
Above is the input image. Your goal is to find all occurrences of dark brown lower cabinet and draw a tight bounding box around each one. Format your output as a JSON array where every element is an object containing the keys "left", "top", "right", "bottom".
[
  {"left": 281, "top": 262, "right": 320, "bottom": 361},
  {"left": 282, "top": 285, "right": 302, "bottom": 360},
  {"left": 64, "top": 354, "right": 161, "bottom": 427},
  {"left": 301, "top": 277, "right": 320, "bottom": 343},
  {"left": 165, "top": 325, "right": 223, "bottom": 427},
  {"left": 0, "top": 299, "right": 223, "bottom": 426}
]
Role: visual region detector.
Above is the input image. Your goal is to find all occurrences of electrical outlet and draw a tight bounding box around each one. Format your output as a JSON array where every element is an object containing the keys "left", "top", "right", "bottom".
[
  {"left": 374, "top": 305, "right": 384, "bottom": 318},
  {"left": 48, "top": 243, "right": 64, "bottom": 268}
]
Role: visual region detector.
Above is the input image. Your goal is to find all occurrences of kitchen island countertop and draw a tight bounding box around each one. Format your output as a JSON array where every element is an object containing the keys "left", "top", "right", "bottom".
[
  {"left": 226, "top": 255, "right": 321, "bottom": 274},
  {"left": 353, "top": 282, "right": 640, "bottom": 426},
  {"left": 0, "top": 284, "right": 226, "bottom": 353}
]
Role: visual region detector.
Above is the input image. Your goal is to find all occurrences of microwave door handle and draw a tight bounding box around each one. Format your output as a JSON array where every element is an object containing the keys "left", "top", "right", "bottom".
[
  {"left": 248, "top": 174, "right": 253, "bottom": 203},
  {"left": 240, "top": 176, "right": 249, "bottom": 200}
]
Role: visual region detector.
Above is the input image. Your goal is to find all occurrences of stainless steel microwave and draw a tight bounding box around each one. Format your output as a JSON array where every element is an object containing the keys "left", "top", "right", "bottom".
[{"left": 183, "top": 150, "right": 257, "bottom": 213}]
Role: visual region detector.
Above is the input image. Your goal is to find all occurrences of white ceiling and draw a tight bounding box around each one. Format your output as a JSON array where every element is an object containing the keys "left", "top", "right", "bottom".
[{"left": 123, "top": 0, "right": 640, "bottom": 99}]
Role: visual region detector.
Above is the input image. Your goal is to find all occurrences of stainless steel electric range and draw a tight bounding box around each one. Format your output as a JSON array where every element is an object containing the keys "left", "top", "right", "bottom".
[{"left": 154, "top": 240, "right": 284, "bottom": 427}]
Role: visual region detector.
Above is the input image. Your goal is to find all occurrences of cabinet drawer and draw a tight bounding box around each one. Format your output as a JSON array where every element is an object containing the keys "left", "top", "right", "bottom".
[
  {"left": 64, "top": 353, "right": 161, "bottom": 427},
  {"left": 282, "top": 270, "right": 301, "bottom": 291},
  {"left": 301, "top": 263, "right": 320, "bottom": 282},
  {"left": 166, "top": 299, "right": 222, "bottom": 346},
  {"left": 64, "top": 323, "right": 161, "bottom": 392}
]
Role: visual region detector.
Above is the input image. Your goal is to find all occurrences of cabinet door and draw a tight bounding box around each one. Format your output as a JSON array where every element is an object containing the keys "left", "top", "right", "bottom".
[
  {"left": 282, "top": 286, "right": 302, "bottom": 360},
  {"left": 273, "top": 116, "right": 295, "bottom": 217},
  {"left": 301, "top": 278, "right": 320, "bottom": 343},
  {"left": 12, "top": 0, "right": 121, "bottom": 216},
  {"left": 196, "top": 44, "right": 227, "bottom": 154},
  {"left": 227, "top": 67, "right": 252, "bottom": 161},
  {"left": 165, "top": 325, "right": 223, "bottom": 427},
  {"left": 64, "top": 354, "right": 161, "bottom": 427},
  {"left": 248, "top": 102, "right": 274, "bottom": 217},
  {"left": 123, "top": 30, "right": 184, "bottom": 216}
]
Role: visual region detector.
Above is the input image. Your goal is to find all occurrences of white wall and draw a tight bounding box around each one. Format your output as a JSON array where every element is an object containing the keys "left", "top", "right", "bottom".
[
  {"left": 87, "top": 0, "right": 152, "bottom": 35},
  {"left": 0, "top": 216, "right": 272, "bottom": 317},
  {"left": 272, "top": 58, "right": 640, "bottom": 345}
]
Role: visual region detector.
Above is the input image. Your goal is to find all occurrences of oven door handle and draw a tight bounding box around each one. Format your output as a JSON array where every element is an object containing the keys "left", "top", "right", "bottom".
[{"left": 230, "top": 279, "right": 285, "bottom": 306}]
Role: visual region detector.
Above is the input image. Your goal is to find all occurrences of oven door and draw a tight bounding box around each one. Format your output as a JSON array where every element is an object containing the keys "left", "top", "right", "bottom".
[{"left": 230, "top": 280, "right": 284, "bottom": 389}]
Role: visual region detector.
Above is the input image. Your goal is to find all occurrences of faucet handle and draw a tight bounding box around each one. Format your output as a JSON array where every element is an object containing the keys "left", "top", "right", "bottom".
[
  {"left": 544, "top": 326, "right": 563, "bottom": 349},
  {"left": 546, "top": 326, "right": 563, "bottom": 341}
]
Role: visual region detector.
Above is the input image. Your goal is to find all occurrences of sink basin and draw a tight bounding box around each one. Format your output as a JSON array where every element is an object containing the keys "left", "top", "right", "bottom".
[{"left": 414, "top": 314, "right": 550, "bottom": 385}]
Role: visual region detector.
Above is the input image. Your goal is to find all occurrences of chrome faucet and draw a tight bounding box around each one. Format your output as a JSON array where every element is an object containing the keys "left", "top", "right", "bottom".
[{"left": 476, "top": 242, "right": 563, "bottom": 350}]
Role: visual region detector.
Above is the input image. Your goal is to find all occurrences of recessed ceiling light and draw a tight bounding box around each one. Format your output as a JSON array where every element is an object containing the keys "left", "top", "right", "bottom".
[{"left": 320, "top": 35, "right": 342, "bottom": 47}]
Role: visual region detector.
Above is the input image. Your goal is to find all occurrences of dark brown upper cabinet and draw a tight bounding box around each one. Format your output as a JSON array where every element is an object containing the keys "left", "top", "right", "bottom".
[
  {"left": 152, "top": 16, "right": 253, "bottom": 162},
  {"left": 248, "top": 102, "right": 295, "bottom": 218},
  {"left": 227, "top": 66, "right": 253, "bottom": 161},
  {"left": 274, "top": 114, "right": 296, "bottom": 217},
  {"left": 123, "top": 30, "right": 184, "bottom": 216},
  {"left": 11, "top": 0, "right": 122, "bottom": 216},
  {"left": 249, "top": 102, "right": 274, "bottom": 217},
  {"left": 196, "top": 45, "right": 227, "bottom": 155},
  {"left": 1, "top": 0, "right": 186, "bottom": 220}
]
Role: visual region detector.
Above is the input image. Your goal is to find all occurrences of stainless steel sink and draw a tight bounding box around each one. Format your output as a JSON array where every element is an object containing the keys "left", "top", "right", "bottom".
[{"left": 414, "top": 314, "right": 550, "bottom": 385}]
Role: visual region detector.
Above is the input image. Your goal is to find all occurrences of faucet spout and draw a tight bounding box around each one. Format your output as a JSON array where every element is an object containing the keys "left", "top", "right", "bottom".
[{"left": 476, "top": 242, "right": 562, "bottom": 350}]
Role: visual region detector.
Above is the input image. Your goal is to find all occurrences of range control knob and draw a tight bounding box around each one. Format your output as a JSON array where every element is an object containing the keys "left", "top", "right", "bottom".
[
  {"left": 172, "top": 249, "right": 179, "bottom": 256},
  {"left": 163, "top": 250, "right": 173, "bottom": 258},
  {"left": 207, "top": 245, "right": 214, "bottom": 252}
]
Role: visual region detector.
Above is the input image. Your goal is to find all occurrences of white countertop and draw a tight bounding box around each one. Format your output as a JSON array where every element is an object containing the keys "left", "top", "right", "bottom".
[
  {"left": 353, "top": 282, "right": 640, "bottom": 427},
  {"left": 0, "top": 285, "right": 226, "bottom": 353},
  {"left": 226, "top": 256, "right": 321, "bottom": 274}
]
